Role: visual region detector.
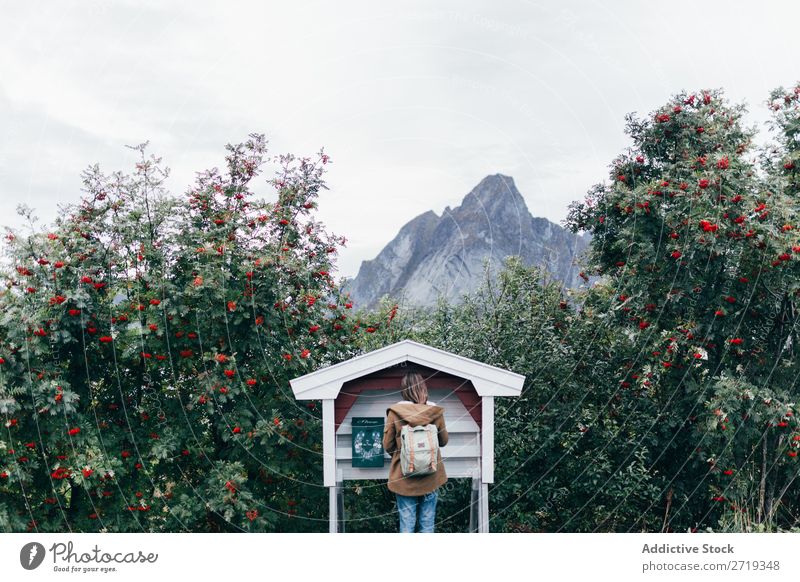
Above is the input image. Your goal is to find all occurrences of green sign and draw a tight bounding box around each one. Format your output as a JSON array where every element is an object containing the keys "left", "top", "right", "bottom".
[{"left": 351, "top": 417, "right": 385, "bottom": 468}]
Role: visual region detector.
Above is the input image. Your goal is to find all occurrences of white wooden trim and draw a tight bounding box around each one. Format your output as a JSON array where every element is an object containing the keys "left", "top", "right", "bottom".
[
  {"left": 337, "top": 432, "right": 479, "bottom": 452},
  {"left": 336, "top": 419, "right": 479, "bottom": 435},
  {"left": 335, "top": 444, "right": 480, "bottom": 459},
  {"left": 338, "top": 457, "right": 480, "bottom": 480},
  {"left": 481, "top": 396, "right": 495, "bottom": 483},
  {"left": 323, "top": 399, "right": 335, "bottom": 487},
  {"left": 289, "top": 339, "right": 524, "bottom": 400}
]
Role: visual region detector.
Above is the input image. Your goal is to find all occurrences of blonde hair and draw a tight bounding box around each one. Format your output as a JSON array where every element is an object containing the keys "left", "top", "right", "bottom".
[{"left": 401, "top": 372, "right": 429, "bottom": 404}]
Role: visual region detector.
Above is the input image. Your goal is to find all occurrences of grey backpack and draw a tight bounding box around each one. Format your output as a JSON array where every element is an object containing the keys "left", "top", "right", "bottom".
[{"left": 399, "top": 424, "right": 439, "bottom": 477}]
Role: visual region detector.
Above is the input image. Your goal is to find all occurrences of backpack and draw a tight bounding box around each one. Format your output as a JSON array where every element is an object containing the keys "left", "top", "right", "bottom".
[{"left": 399, "top": 424, "right": 439, "bottom": 477}]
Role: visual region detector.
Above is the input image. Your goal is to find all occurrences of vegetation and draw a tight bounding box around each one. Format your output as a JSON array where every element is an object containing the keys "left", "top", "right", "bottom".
[{"left": 1, "top": 83, "right": 798, "bottom": 532}]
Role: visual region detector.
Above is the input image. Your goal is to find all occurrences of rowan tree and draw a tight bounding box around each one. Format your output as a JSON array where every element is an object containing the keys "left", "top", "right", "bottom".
[
  {"left": 0, "top": 135, "right": 358, "bottom": 532},
  {"left": 566, "top": 86, "right": 800, "bottom": 530}
]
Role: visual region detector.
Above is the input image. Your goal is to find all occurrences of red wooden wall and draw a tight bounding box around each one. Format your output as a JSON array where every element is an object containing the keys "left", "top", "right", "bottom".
[{"left": 333, "top": 362, "right": 482, "bottom": 430}]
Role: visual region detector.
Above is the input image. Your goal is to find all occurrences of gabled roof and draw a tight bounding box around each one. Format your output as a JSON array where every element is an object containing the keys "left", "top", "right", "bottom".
[{"left": 289, "top": 339, "right": 525, "bottom": 400}]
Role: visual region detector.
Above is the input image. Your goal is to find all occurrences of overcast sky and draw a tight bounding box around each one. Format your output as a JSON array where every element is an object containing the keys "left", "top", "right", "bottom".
[{"left": 1, "top": 1, "right": 798, "bottom": 279}]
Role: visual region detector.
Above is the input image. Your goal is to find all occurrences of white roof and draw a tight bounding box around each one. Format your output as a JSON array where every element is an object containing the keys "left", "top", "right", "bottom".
[{"left": 289, "top": 339, "right": 524, "bottom": 400}]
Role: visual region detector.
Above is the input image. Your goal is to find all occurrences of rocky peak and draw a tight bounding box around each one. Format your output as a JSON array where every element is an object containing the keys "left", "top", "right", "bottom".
[
  {"left": 459, "top": 173, "right": 525, "bottom": 217},
  {"left": 343, "top": 175, "right": 591, "bottom": 309}
]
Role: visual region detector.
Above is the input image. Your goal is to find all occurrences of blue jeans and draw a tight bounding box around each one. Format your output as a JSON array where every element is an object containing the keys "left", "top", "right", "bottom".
[{"left": 396, "top": 490, "right": 438, "bottom": 533}]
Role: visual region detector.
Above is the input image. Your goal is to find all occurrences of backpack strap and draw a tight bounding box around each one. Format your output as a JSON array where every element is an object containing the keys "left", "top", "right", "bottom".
[
  {"left": 425, "top": 426, "right": 436, "bottom": 471},
  {"left": 405, "top": 425, "right": 415, "bottom": 473}
]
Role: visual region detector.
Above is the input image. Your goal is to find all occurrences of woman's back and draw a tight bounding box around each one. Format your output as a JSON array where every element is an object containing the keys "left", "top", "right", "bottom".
[
  {"left": 382, "top": 399, "right": 449, "bottom": 496},
  {"left": 383, "top": 371, "right": 449, "bottom": 532}
]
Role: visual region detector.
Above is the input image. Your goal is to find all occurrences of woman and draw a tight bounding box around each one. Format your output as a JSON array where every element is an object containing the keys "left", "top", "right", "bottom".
[{"left": 383, "top": 371, "right": 449, "bottom": 533}]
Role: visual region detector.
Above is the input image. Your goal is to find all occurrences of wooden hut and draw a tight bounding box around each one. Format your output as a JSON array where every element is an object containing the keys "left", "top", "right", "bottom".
[{"left": 289, "top": 339, "right": 524, "bottom": 532}]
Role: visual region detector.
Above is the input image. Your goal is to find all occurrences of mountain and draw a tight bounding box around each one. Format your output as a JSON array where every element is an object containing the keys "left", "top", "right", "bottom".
[{"left": 343, "top": 174, "right": 591, "bottom": 309}]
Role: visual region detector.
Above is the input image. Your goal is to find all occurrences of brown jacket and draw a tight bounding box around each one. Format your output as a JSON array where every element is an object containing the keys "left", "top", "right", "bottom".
[{"left": 383, "top": 401, "right": 448, "bottom": 496}]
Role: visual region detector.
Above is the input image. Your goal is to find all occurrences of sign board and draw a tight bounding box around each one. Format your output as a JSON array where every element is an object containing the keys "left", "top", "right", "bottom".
[{"left": 351, "top": 417, "right": 385, "bottom": 468}]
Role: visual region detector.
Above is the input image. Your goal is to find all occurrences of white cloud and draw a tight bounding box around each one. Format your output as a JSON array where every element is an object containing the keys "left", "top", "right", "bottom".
[{"left": 1, "top": 0, "right": 798, "bottom": 278}]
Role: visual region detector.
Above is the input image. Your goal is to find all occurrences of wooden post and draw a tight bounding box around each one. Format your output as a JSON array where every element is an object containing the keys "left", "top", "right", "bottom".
[
  {"left": 336, "top": 469, "right": 345, "bottom": 533},
  {"left": 329, "top": 485, "right": 337, "bottom": 533},
  {"left": 479, "top": 481, "right": 489, "bottom": 533},
  {"left": 325, "top": 399, "right": 337, "bottom": 532},
  {"left": 478, "top": 396, "right": 493, "bottom": 532},
  {"left": 481, "top": 396, "right": 494, "bottom": 483},
  {"left": 323, "top": 399, "right": 335, "bottom": 487},
  {"left": 469, "top": 477, "right": 480, "bottom": 532}
]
